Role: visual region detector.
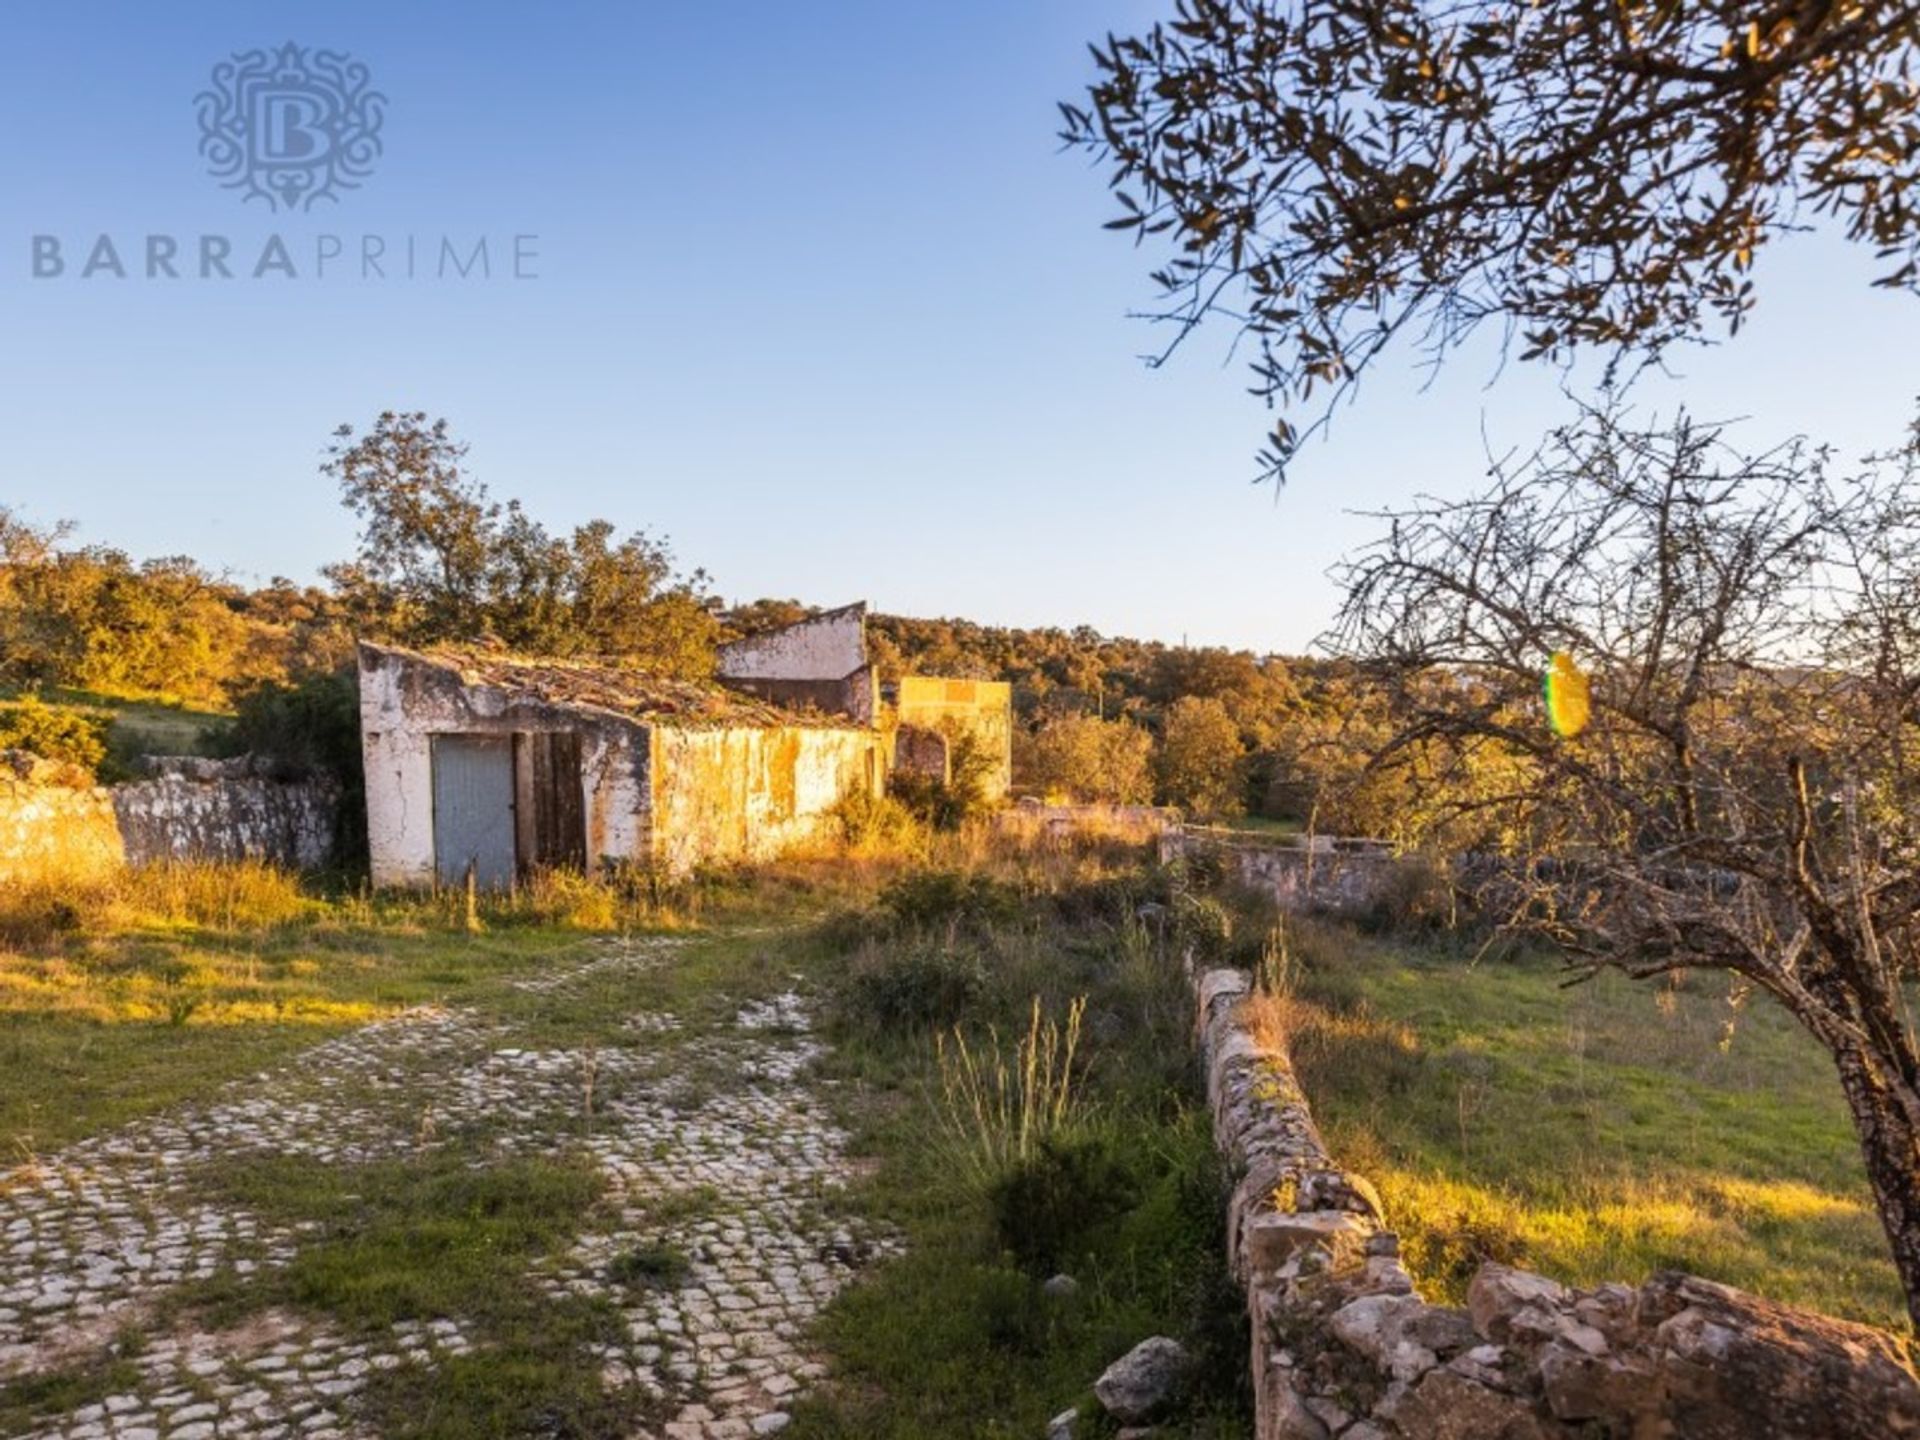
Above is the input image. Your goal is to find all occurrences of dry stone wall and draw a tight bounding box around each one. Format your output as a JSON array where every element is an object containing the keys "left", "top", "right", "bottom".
[
  {"left": 0, "top": 751, "right": 338, "bottom": 881},
  {"left": 114, "top": 758, "right": 338, "bottom": 868},
  {"left": 1166, "top": 830, "right": 1404, "bottom": 918},
  {"left": 1190, "top": 961, "right": 1920, "bottom": 1440}
]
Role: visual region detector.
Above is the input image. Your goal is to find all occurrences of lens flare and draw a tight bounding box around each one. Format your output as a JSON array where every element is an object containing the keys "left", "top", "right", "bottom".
[{"left": 1544, "top": 651, "right": 1591, "bottom": 738}]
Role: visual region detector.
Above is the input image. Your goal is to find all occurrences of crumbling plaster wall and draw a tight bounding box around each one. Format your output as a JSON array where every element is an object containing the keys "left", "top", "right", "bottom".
[
  {"left": 716, "top": 605, "right": 868, "bottom": 682},
  {"left": 0, "top": 753, "right": 124, "bottom": 883},
  {"left": 649, "top": 724, "right": 880, "bottom": 875},
  {"left": 893, "top": 675, "right": 1013, "bottom": 800},
  {"left": 357, "top": 646, "right": 650, "bottom": 887}
]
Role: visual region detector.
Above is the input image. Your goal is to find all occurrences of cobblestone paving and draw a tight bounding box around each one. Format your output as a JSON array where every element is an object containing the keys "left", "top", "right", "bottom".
[{"left": 0, "top": 938, "right": 889, "bottom": 1439}]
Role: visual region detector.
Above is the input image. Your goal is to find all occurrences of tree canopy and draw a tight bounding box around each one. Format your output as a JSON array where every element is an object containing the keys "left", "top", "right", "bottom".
[
  {"left": 1064, "top": 1, "right": 1920, "bottom": 480},
  {"left": 324, "top": 412, "right": 718, "bottom": 677},
  {"left": 1332, "top": 402, "right": 1920, "bottom": 1323}
]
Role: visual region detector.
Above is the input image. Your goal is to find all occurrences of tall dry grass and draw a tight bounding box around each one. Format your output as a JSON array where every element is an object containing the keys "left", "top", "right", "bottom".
[
  {"left": 935, "top": 994, "right": 1088, "bottom": 1186},
  {"left": 0, "top": 859, "right": 316, "bottom": 947}
]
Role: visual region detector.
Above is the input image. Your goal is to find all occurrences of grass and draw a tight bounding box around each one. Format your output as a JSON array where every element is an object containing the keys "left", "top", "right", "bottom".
[
  {"left": 0, "top": 867, "right": 614, "bottom": 1153},
  {"left": 606, "top": 1241, "right": 692, "bottom": 1291},
  {"left": 1260, "top": 917, "right": 1906, "bottom": 1335},
  {"left": 0, "top": 838, "right": 1254, "bottom": 1438},
  {"left": 181, "top": 1149, "right": 642, "bottom": 1440},
  {"left": 786, "top": 862, "right": 1253, "bottom": 1438},
  {"left": 43, "top": 836, "right": 1902, "bottom": 1432},
  {"left": 0, "top": 851, "right": 916, "bottom": 1153},
  {"left": 1216, "top": 814, "right": 1305, "bottom": 838},
  {"left": 0, "top": 1344, "right": 147, "bottom": 1434},
  {"left": 0, "top": 684, "right": 232, "bottom": 775},
  {"left": 7, "top": 836, "right": 1900, "bottom": 1433}
]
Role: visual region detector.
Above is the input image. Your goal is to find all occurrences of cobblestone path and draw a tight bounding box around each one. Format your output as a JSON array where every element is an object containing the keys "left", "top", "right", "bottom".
[{"left": 0, "top": 938, "right": 889, "bottom": 1439}]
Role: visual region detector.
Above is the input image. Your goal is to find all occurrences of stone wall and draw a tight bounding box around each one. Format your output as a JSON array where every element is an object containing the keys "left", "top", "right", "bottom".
[
  {"left": 995, "top": 800, "right": 1178, "bottom": 845},
  {"left": 1190, "top": 962, "right": 1920, "bottom": 1439},
  {"left": 1167, "top": 829, "right": 1404, "bottom": 918},
  {"left": 114, "top": 758, "right": 338, "bottom": 869},
  {"left": 0, "top": 752, "right": 124, "bottom": 883},
  {"left": 0, "top": 751, "right": 337, "bottom": 883}
]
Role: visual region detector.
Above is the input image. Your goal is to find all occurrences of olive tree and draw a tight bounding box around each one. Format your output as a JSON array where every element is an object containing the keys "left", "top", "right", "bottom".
[
  {"left": 1330, "top": 404, "right": 1920, "bottom": 1325},
  {"left": 323, "top": 412, "right": 717, "bottom": 675},
  {"left": 1064, "top": 1, "right": 1920, "bottom": 480}
]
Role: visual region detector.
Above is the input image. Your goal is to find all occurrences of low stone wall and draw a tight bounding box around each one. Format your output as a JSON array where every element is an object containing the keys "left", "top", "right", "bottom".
[
  {"left": 0, "top": 753, "right": 124, "bottom": 884},
  {"left": 114, "top": 758, "right": 338, "bottom": 869},
  {"left": 1190, "top": 962, "right": 1920, "bottom": 1439},
  {"left": 0, "top": 752, "right": 338, "bottom": 882},
  {"left": 997, "top": 801, "right": 1180, "bottom": 844},
  {"left": 1166, "top": 829, "right": 1403, "bottom": 918}
]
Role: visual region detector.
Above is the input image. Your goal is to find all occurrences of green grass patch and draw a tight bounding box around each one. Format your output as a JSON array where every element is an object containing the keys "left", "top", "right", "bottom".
[
  {"left": 606, "top": 1241, "right": 691, "bottom": 1292},
  {"left": 174, "top": 1148, "right": 647, "bottom": 1440},
  {"left": 0, "top": 922, "right": 598, "bottom": 1153},
  {"left": 1273, "top": 919, "right": 1905, "bottom": 1333},
  {"left": 0, "top": 1340, "right": 146, "bottom": 1434},
  {"left": 209, "top": 1150, "right": 605, "bottom": 1327},
  {"left": 786, "top": 862, "right": 1253, "bottom": 1438}
]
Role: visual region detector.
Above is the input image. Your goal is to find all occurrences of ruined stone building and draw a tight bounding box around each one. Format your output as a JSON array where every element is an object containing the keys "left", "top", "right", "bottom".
[
  {"left": 716, "top": 603, "right": 1012, "bottom": 800},
  {"left": 360, "top": 603, "right": 1011, "bottom": 887}
]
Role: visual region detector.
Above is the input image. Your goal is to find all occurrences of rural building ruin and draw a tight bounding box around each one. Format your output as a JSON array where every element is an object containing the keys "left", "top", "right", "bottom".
[
  {"left": 360, "top": 603, "right": 1012, "bottom": 887},
  {"left": 716, "top": 602, "right": 1013, "bottom": 799}
]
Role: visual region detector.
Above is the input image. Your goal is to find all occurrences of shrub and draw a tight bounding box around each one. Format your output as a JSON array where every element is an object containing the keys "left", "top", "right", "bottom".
[
  {"left": 1173, "top": 891, "right": 1233, "bottom": 964},
  {"left": 832, "top": 788, "right": 926, "bottom": 855},
  {"left": 842, "top": 939, "right": 988, "bottom": 1031},
  {"left": 205, "top": 669, "right": 366, "bottom": 868},
  {"left": 879, "top": 868, "right": 1022, "bottom": 932},
  {"left": 0, "top": 694, "right": 109, "bottom": 777},
  {"left": 936, "top": 996, "right": 1087, "bottom": 1185},
  {"left": 212, "top": 669, "right": 362, "bottom": 782},
  {"left": 1047, "top": 868, "right": 1175, "bottom": 929},
  {"left": 989, "top": 1132, "right": 1138, "bottom": 1274},
  {"left": 894, "top": 728, "right": 1000, "bottom": 832},
  {"left": 1358, "top": 854, "right": 1457, "bottom": 935}
]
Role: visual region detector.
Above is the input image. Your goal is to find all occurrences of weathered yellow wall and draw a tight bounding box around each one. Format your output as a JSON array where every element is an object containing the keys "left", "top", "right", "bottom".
[
  {"left": 0, "top": 770, "right": 125, "bottom": 884},
  {"left": 893, "top": 676, "right": 1013, "bottom": 801},
  {"left": 648, "top": 725, "right": 883, "bottom": 874}
]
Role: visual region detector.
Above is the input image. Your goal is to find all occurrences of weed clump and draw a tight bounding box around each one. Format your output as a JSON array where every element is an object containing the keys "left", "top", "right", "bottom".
[
  {"left": 843, "top": 939, "right": 989, "bottom": 1031},
  {"left": 989, "top": 1133, "right": 1137, "bottom": 1274},
  {"left": 879, "top": 869, "right": 1023, "bottom": 932},
  {"left": 606, "top": 1242, "right": 691, "bottom": 1291}
]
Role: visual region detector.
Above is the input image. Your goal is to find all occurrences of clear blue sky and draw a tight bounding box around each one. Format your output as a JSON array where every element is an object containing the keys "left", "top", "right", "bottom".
[{"left": 2, "top": 1, "right": 1914, "bottom": 653}]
